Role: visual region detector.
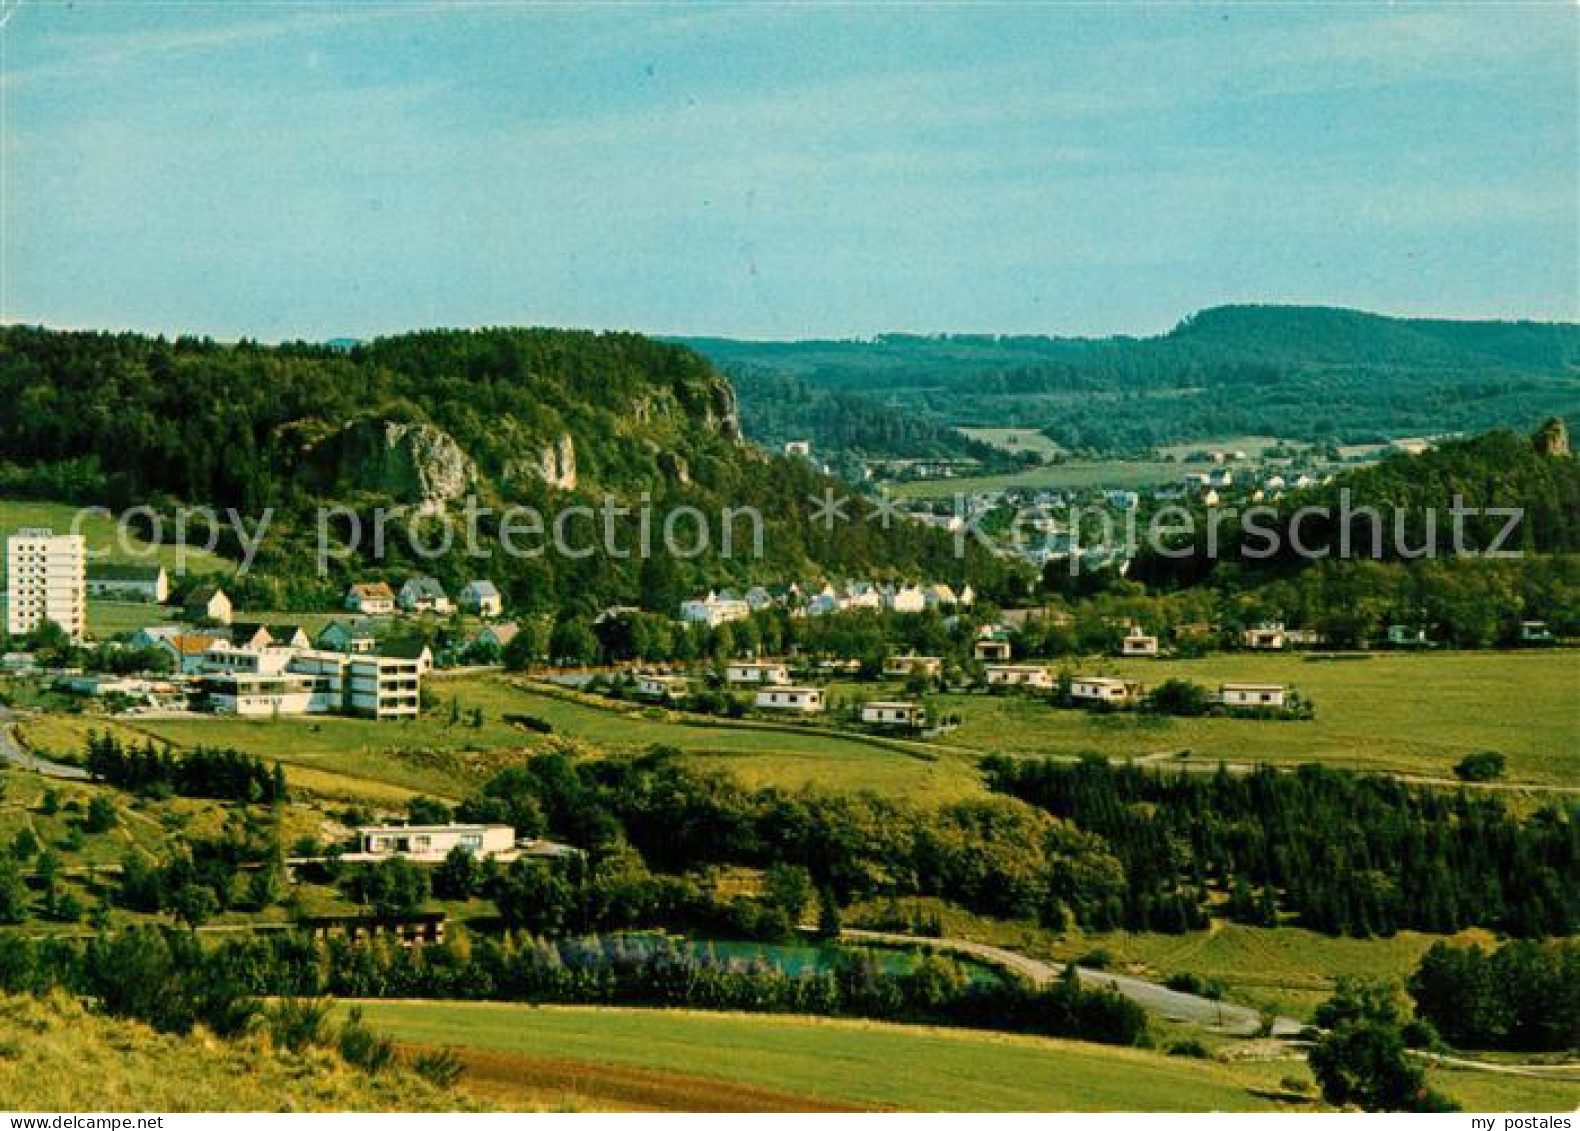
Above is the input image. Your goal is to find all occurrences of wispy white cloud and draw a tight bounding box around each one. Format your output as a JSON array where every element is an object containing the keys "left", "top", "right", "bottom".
[{"left": 2, "top": 3, "right": 435, "bottom": 89}]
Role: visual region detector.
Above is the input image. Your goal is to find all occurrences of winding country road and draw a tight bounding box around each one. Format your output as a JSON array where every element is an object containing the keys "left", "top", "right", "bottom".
[
  {"left": 844, "top": 930, "right": 1580, "bottom": 1081},
  {"left": 844, "top": 928, "right": 1305, "bottom": 1037},
  {"left": 0, "top": 703, "right": 90, "bottom": 780}
]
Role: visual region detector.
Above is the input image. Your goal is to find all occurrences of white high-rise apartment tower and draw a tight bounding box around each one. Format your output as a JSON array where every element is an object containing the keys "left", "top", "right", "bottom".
[{"left": 4, "top": 528, "right": 87, "bottom": 643}]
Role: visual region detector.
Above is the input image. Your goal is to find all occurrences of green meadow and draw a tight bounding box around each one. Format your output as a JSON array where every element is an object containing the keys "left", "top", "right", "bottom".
[
  {"left": 936, "top": 650, "right": 1579, "bottom": 786},
  {"left": 352, "top": 1000, "right": 1580, "bottom": 1113},
  {"left": 0, "top": 498, "right": 234, "bottom": 577},
  {"left": 14, "top": 675, "right": 984, "bottom": 804}
]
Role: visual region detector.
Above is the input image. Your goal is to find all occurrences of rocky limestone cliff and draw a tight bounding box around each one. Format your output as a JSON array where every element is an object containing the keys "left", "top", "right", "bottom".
[
  {"left": 501, "top": 431, "right": 578, "bottom": 492},
  {"left": 703, "top": 377, "right": 743, "bottom": 441},
  {"left": 537, "top": 432, "right": 578, "bottom": 490},
  {"left": 1534, "top": 416, "right": 1571, "bottom": 458},
  {"left": 306, "top": 419, "right": 477, "bottom": 513}
]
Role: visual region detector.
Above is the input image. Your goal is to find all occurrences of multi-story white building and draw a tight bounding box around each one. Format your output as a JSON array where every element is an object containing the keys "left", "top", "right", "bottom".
[
  {"left": 198, "top": 646, "right": 422, "bottom": 720},
  {"left": 4, "top": 529, "right": 87, "bottom": 643},
  {"left": 347, "top": 654, "right": 422, "bottom": 719}
]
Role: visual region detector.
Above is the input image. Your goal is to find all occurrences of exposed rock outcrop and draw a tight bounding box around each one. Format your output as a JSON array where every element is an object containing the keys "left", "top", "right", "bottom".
[
  {"left": 305, "top": 419, "right": 477, "bottom": 513},
  {"left": 1534, "top": 416, "right": 1571, "bottom": 457},
  {"left": 702, "top": 377, "right": 742, "bottom": 441},
  {"left": 537, "top": 432, "right": 578, "bottom": 490}
]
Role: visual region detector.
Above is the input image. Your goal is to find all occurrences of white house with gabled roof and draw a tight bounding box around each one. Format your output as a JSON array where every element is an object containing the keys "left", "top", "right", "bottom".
[{"left": 458, "top": 580, "right": 503, "bottom": 617}]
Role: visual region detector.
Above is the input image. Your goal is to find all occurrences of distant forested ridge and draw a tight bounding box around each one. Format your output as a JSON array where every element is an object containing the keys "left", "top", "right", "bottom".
[
  {"left": 0, "top": 325, "right": 1023, "bottom": 610},
  {"left": 681, "top": 305, "right": 1580, "bottom": 457}
]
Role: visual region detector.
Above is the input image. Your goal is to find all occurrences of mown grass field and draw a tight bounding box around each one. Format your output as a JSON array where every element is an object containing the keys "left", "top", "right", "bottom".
[
  {"left": 351, "top": 1000, "right": 1580, "bottom": 1113},
  {"left": 957, "top": 427, "right": 1065, "bottom": 460},
  {"left": 938, "top": 650, "right": 1580, "bottom": 787}
]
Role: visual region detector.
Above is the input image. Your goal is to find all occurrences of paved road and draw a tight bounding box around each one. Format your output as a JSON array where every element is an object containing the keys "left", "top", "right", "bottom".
[
  {"left": 0, "top": 704, "right": 91, "bottom": 780},
  {"left": 844, "top": 928, "right": 1303, "bottom": 1037}
]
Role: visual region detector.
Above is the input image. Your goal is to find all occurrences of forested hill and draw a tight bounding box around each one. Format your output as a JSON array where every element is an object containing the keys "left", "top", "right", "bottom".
[
  {"left": 0, "top": 325, "right": 1022, "bottom": 610},
  {"left": 1129, "top": 421, "right": 1580, "bottom": 590},
  {"left": 680, "top": 306, "right": 1580, "bottom": 457}
]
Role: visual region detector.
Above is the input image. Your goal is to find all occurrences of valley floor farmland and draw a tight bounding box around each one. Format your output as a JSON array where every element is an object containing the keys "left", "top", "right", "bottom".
[
  {"left": 351, "top": 1000, "right": 1580, "bottom": 1113},
  {"left": 15, "top": 650, "right": 1576, "bottom": 804},
  {"left": 940, "top": 651, "right": 1580, "bottom": 787}
]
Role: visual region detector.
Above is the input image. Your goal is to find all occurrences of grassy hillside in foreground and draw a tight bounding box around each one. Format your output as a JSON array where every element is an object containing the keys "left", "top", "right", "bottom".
[
  {"left": 0, "top": 992, "right": 468, "bottom": 1112},
  {"left": 351, "top": 1000, "right": 1580, "bottom": 1113}
]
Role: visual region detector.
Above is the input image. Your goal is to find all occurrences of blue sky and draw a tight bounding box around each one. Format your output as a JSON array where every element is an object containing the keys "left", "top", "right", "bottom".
[{"left": 2, "top": 2, "right": 1575, "bottom": 340}]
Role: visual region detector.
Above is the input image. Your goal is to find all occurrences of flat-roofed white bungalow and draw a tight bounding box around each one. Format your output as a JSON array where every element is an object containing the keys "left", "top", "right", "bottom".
[
  {"left": 882, "top": 653, "right": 942, "bottom": 679},
  {"left": 1120, "top": 627, "right": 1159, "bottom": 657},
  {"left": 346, "top": 824, "right": 518, "bottom": 863},
  {"left": 984, "top": 664, "right": 1052, "bottom": 689},
  {"left": 974, "top": 638, "right": 1013, "bottom": 661},
  {"left": 726, "top": 660, "right": 790, "bottom": 685},
  {"left": 1242, "top": 623, "right": 1287, "bottom": 651},
  {"left": 754, "top": 686, "right": 824, "bottom": 713},
  {"left": 1070, "top": 676, "right": 1142, "bottom": 704},
  {"left": 1219, "top": 682, "right": 1287, "bottom": 708},
  {"left": 635, "top": 673, "right": 690, "bottom": 700},
  {"left": 861, "top": 700, "right": 926, "bottom": 729}
]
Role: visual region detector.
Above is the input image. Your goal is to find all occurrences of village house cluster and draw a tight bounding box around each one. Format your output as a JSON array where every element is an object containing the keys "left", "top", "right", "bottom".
[
  {"left": 679, "top": 580, "right": 975, "bottom": 627},
  {"left": 0, "top": 531, "right": 531, "bottom": 722}
]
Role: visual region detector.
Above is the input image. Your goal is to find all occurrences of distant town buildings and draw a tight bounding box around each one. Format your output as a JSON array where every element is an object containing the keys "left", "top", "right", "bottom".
[
  {"left": 680, "top": 590, "right": 751, "bottom": 626},
  {"left": 680, "top": 579, "right": 972, "bottom": 624},
  {"left": 883, "top": 654, "right": 942, "bottom": 679},
  {"left": 1242, "top": 622, "right": 1287, "bottom": 651}
]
